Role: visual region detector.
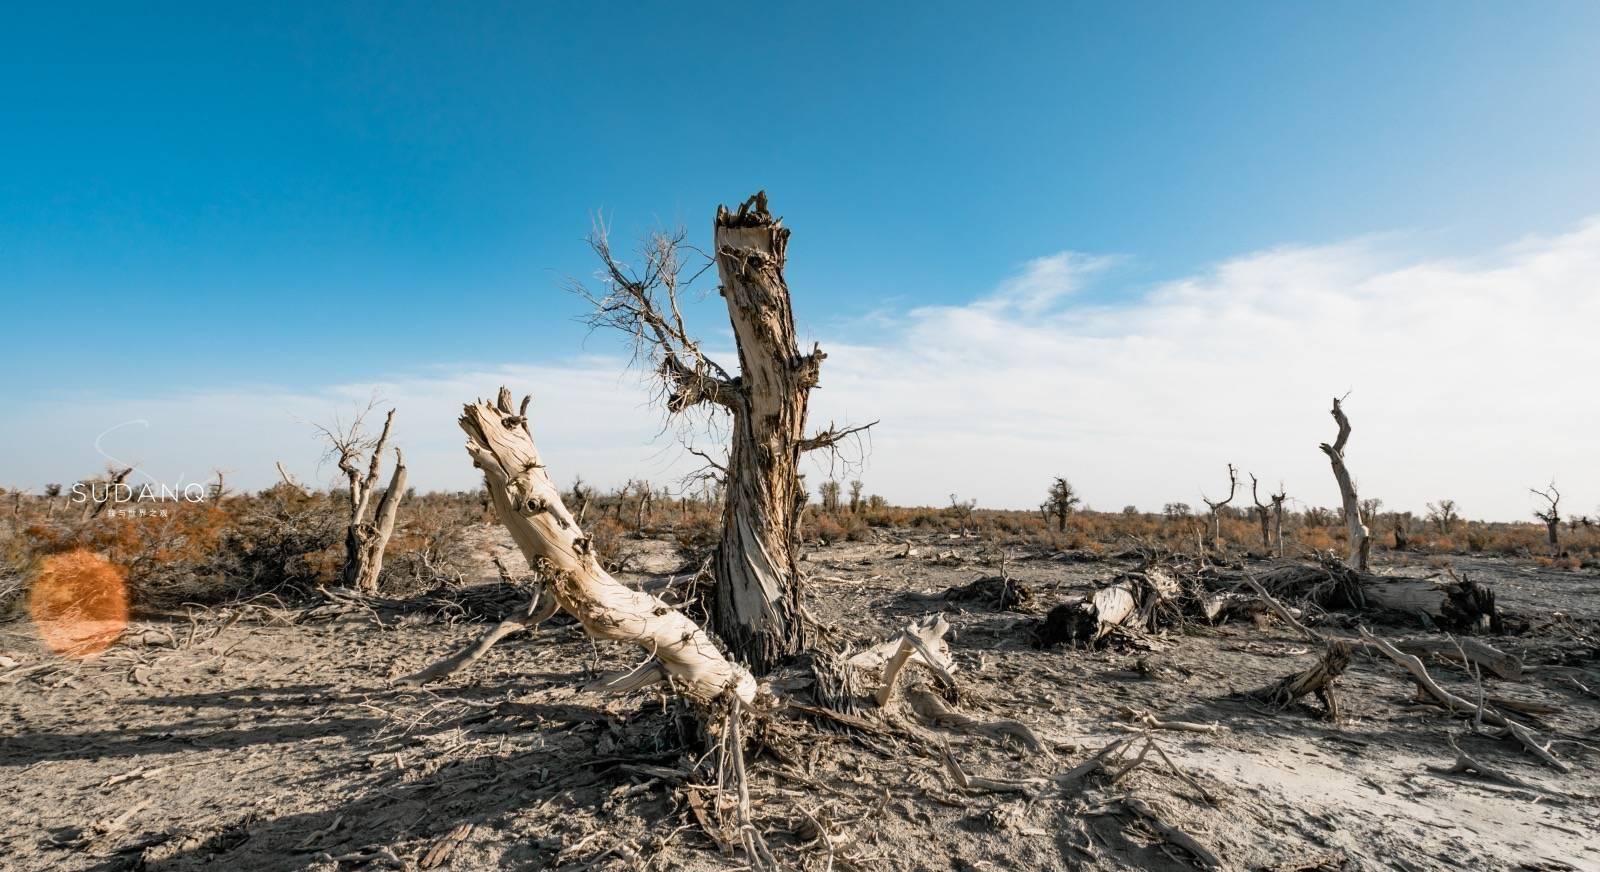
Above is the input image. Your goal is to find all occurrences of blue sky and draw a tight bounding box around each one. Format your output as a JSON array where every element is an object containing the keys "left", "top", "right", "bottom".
[{"left": 4, "top": 4, "right": 1600, "bottom": 516}]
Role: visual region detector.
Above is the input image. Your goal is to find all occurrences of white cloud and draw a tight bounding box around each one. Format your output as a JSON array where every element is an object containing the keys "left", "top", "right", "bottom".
[
  {"left": 7, "top": 220, "right": 1598, "bottom": 520},
  {"left": 803, "top": 220, "right": 1600, "bottom": 521}
]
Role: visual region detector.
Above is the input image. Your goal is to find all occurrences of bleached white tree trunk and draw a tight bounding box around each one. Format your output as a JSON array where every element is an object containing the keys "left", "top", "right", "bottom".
[
  {"left": 460, "top": 389, "right": 757, "bottom": 704},
  {"left": 1319, "top": 398, "right": 1369, "bottom": 572}
]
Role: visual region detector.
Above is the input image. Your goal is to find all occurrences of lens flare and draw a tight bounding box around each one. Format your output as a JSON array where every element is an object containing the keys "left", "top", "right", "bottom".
[{"left": 28, "top": 550, "right": 129, "bottom": 658}]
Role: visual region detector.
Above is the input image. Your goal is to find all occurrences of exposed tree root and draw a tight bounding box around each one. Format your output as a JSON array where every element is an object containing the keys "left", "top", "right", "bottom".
[{"left": 906, "top": 687, "right": 1049, "bottom": 754}]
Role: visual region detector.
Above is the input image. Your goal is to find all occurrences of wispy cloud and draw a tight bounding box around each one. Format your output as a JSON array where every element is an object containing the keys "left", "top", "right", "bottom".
[
  {"left": 7, "top": 220, "right": 1598, "bottom": 520},
  {"left": 804, "top": 220, "right": 1600, "bottom": 520}
]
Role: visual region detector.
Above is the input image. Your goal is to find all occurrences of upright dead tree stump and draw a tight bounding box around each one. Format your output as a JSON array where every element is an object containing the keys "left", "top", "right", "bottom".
[
  {"left": 579, "top": 192, "right": 870, "bottom": 673},
  {"left": 1249, "top": 474, "right": 1272, "bottom": 555},
  {"left": 1200, "top": 464, "right": 1238, "bottom": 551},
  {"left": 1319, "top": 397, "right": 1369, "bottom": 572},
  {"left": 1269, "top": 485, "right": 1287, "bottom": 557},
  {"left": 707, "top": 194, "right": 819, "bottom": 670},
  {"left": 331, "top": 408, "right": 407, "bottom": 593}
]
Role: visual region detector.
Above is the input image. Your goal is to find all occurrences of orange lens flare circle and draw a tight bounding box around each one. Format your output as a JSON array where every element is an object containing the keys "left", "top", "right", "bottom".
[{"left": 28, "top": 549, "right": 129, "bottom": 658}]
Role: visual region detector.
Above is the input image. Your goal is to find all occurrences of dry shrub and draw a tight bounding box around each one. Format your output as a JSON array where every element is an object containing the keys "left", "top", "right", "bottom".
[
  {"left": 379, "top": 492, "right": 480, "bottom": 595},
  {"left": 674, "top": 512, "right": 720, "bottom": 556},
  {"left": 588, "top": 515, "right": 628, "bottom": 571}
]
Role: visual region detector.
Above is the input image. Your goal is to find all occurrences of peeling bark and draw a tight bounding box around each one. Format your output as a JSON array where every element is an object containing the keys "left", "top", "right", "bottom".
[{"left": 708, "top": 193, "right": 815, "bottom": 672}]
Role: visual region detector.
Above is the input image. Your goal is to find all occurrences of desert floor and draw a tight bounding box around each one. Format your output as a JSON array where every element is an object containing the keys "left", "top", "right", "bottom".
[{"left": 3, "top": 528, "right": 1597, "bottom": 871}]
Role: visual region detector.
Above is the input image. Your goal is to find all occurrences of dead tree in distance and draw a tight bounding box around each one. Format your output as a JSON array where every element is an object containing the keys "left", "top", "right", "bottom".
[
  {"left": 1249, "top": 474, "right": 1273, "bottom": 555},
  {"left": 1427, "top": 499, "right": 1459, "bottom": 534},
  {"left": 1044, "top": 476, "right": 1081, "bottom": 533},
  {"left": 1319, "top": 397, "right": 1370, "bottom": 571},
  {"left": 1200, "top": 463, "right": 1238, "bottom": 551},
  {"left": 324, "top": 408, "right": 407, "bottom": 593},
  {"left": 578, "top": 193, "right": 873, "bottom": 672},
  {"left": 1269, "top": 484, "right": 1288, "bottom": 556},
  {"left": 1531, "top": 482, "right": 1562, "bottom": 557}
]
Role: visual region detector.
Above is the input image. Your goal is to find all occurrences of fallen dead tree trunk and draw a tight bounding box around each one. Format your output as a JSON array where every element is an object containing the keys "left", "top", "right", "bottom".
[
  {"left": 1361, "top": 577, "right": 1502, "bottom": 633},
  {"left": 1034, "top": 567, "right": 1208, "bottom": 648},
  {"left": 1036, "top": 584, "right": 1137, "bottom": 648},
  {"left": 1248, "top": 559, "right": 1503, "bottom": 633},
  {"left": 1387, "top": 637, "right": 1521, "bottom": 680},
  {"left": 408, "top": 389, "right": 758, "bottom": 705}
]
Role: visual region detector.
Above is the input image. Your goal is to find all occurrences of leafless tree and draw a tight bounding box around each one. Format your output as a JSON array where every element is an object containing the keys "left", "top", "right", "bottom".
[
  {"left": 569, "top": 476, "right": 591, "bottom": 526},
  {"left": 81, "top": 466, "right": 134, "bottom": 519},
  {"left": 630, "top": 479, "right": 654, "bottom": 535},
  {"left": 848, "top": 480, "right": 864, "bottom": 513},
  {"left": 209, "top": 469, "right": 231, "bottom": 505},
  {"left": 1358, "top": 497, "right": 1382, "bottom": 522},
  {"left": 1044, "top": 477, "right": 1081, "bottom": 533},
  {"left": 1200, "top": 463, "right": 1238, "bottom": 551},
  {"left": 320, "top": 407, "right": 407, "bottom": 593},
  {"left": 948, "top": 494, "right": 977, "bottom": 537},
  {"left": 1249, "top": 474, "right": 1273, "bottom": 554},
  {"left": 1426, "top": 499, "right": 1459, "bottom": 534},
  {"left": 1531, "top": 482, "right": 1562, "bottom": 557},
  {"left": 1319, "top": 397, "right": 1370, "bottom": 571},
  {"left": 575, "top": 192, "right": 872, "bottom": 670}
]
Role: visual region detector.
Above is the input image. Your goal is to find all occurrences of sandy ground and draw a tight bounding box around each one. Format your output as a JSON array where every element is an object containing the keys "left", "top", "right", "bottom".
[{"left": 2, "top": 528, "right": 1597, "bottom": 871}]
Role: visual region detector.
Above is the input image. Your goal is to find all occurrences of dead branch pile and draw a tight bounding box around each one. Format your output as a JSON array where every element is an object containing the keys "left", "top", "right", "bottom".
[{"left": 1232, "top": 556, "right": 1503, "bottom": 633}]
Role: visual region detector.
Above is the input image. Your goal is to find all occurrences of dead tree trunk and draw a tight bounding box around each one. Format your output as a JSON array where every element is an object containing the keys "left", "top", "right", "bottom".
[
  {"left": 1531, "top": 482, "right": 1561, "bottom": 557},
  {"left": 1249, "top": 474, "right": 1272, "bottom": 555},
  {"left": 456, "top": 389, "right": 756, "bottom": 704},
  {"left": 707, "top": 195, "right": 819, "bottom": 672},
  {"left": 1319, "top": 397, "right": 1369, "bottom": 571},
  {"left": 333, "top": 409, "right": 407, "bottom": 593},
  {"left": 1270, "top": 487, "right": 1287, "bottom": 557},
  {"left": 1201, "top": 464, "right": 1238, "bottom": 551},
  {"left": 580, "top": 192, "right": 870, "bottom": 673}
]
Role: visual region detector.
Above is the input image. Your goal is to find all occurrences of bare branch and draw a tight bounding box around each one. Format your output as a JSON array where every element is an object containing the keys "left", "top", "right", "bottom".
[
  {"left": 798, "top": 419, "right": 878, "bottom": 453},
  {"left": 571, "top": 220, "right": 740, "bottom": 414}
]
